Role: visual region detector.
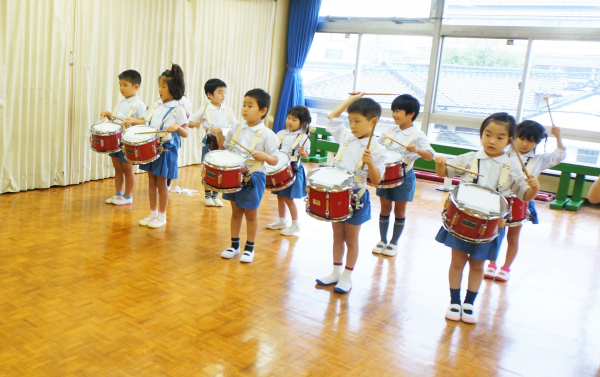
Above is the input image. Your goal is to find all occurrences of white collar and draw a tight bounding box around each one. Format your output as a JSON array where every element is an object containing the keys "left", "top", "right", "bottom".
[
  {"left": 286, "top": 128, "right": 302, "bottom": 135},
  {"left": 158, "top": 99, "right": 179, "bottom": 108},
  {"left": 243, "top": 121, "right": 265, "bottom": 131},
  {"left": 475, "top": 149, "right": 510, "bottom": 163},
  {"left": 509, "top": 146, "right": 535, "bottom": 158},
  {"left": 400, "top": 125, "right": 418, "bottom": 135},
  {"left": 208, "top": 102, "right": 225, "bottom": 111},
  {"left": 124, "top": 95, "right": 140, "bottom": 103}
]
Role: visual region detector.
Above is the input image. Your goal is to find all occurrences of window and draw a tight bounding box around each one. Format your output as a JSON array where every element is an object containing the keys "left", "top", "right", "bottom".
[
  {"left": 303, "top": 33, "right": 359, "bottom": 101},
  {"left": 428, "top": 123, "right": 481, "bottom": 149},
  {"left": 521, "top": 40, "right": 600, "bottom": 136},
  {"left": 358, "top": 35, "right": 433, "bottom": 110},
  {"left": 319, "top": 0, "right": 431, "bottom": 18},
  {"left": 443, "top": 0, "right": 600, "bottom": 28},
  {"left": 435, "top": 38, "right": 528, "bottom": 116},
  {"left": 577, "top": 148, "right": 600, "bottom": 165}
]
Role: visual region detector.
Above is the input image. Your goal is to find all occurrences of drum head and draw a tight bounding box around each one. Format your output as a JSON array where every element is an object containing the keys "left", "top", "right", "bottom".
[
  {"left": 308, "top": 167, "right": 353, "bottom": 188},
  {"left": 266, "top": 151, "right": 290, "bottom": 172},
  {"left": 122, "top": 126, "right": 157, "bottom": 143},
  {"left": 91, "top": 121, "right": 121, "bottom": 133},
  {"left": 386, "top": 149, "right": 404, "bottom": 163},
  {"left": 454, "top": 184, "right": 507, "bottom": 215},
  {"left": 205, "top": 150, "right": 246, "bottom": 166}
]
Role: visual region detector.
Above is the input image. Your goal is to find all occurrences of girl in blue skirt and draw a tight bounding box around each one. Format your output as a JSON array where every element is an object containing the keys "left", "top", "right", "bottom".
[
  {"left": 434, "top": 113, "right": 540, "bottom": 324},
  {"left": 266, "top": 106, "right": 312, "bottom": 236}
]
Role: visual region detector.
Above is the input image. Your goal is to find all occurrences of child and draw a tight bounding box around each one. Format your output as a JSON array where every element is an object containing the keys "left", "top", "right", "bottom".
[
  {"left": 316, "top": 92, "right": 387, "bottom": 294},
  {"left": 220, "top": 89, "right": 279, "bottom": 263},
  {"left": 122, "top": 64, "right": 189, "bottom": 228},
  {"left": 372, "top": 94, "right": 435, "bottom": 256},
  {"left": 100, "top": 70, "right": 146, "bottom": 205},
  {"left": 434, "top": 113, "right": 539, "bottom": 324},
  {"left": 266, "top": 105, "right": 312, "bottom": 235},
  {"left": 189, "top": 79, "right": 236, "bottom": 207},
  {"left": 484, "top": 120, "right": 566, "bottom": 282}
]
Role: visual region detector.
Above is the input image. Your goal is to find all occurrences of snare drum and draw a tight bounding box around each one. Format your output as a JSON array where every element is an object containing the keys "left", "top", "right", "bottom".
[
  {"left": 266, "top": 151, "right": 296, "bottom": 191},
  {"left": 305, "top": 167, "right": 354, "bottom": 222},
  {"left": 507, "top": 195, "right": 530, "bottom": 227},
  {"left": 121, "top": 125, "right": 161, "bottom": 164},
  {"left": 367, "top": 149, "right": 405, "bottom": 188},
  {"left": 442, "top": 183, "right": 509, "bottom": 243},
  {"left": 90, "top": 120, "right": 122, "bottom": 154},
  {"left": 203, "top": 150, "right": 246, "bottom": 193}
]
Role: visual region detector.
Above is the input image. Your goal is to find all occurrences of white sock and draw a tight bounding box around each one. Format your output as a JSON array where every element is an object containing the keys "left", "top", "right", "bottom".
[
  {"left": 292, "top": 220, "right": 299, "bottom": 226},
  {"left": 317, "top": 265, "right": 343, "bottom": 285},
  {"left": 151, "top": 210, "right": 158, "bottom": 217},
  {"left": 335, "top": 268, "right": 353, "bottom": 292},
  {"left": 158, "top": 211, "right": 166, "bottom": 220},
  {"left": 280, "top": 217, "right": 287, "bottom": 223},
  {"left": 340, "top": 268, "right": 353, "bottom": 281}
]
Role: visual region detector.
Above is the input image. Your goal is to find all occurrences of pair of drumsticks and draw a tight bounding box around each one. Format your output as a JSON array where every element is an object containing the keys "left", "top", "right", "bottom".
[{"left": 230, "top": 126, "right": 317, "bottom": 155}]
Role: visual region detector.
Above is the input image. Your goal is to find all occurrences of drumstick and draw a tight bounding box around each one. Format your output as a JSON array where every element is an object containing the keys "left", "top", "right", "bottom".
[
  {"left": 299, "top": 126, "right": 317, "bottom": 149},
  {"left": 542, "top": 94, "right": 556, "bottom": 128},
  {"left": 231, "top": 141, "right": 253, "bottom": 154},
  {"left": 510, "top": 139, "right": 529, "bottom": 175},
  {"left": 135, "top": 130, "right": 168, "bottom": 135},
  {"left": 361, "top": 123, "right": 377, "bottom": 169},
  {"left": 384, "top": 135, "right": 407, "bottom": 148},
  {"left": 108, "top": 113, "right": 126, "bottom": 122},
  {"left": 348, "top": 93, "right": 397, "bottom": 96},
  {"left": 445, "top": 163, "right": 484, "bottom": 178}
]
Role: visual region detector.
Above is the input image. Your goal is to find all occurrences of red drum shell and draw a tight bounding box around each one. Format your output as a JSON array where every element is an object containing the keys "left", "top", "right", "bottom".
[
  {"left": 202, "top": 150, "right": 246, "bottom": 193},
  {"left": 507, "top": 196, "right": 529, "bottom": 226},
  {"left": 90, "top": 121, "right": 122, "bottom": 154}
]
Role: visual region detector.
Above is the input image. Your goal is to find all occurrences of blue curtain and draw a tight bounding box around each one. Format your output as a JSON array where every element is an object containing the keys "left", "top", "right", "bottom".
[{"left": 273, "top": 0, "right": 322, "bottom": 133}]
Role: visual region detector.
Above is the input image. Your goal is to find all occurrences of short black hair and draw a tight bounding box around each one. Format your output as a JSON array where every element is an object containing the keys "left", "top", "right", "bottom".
[
  {"left": 347, "top": 98, "right": 381, "bottom": 120},
  {"left": 118, "top": 70, "right": 142, "bottom": 86},
  {"left": 391, "top": 94, "right": 420, "bottom": 121},
  {"left": 244, "top": 89, "right": 271, "bottom": 119},
  {"left": 517, "top": 120, "right": 547, "bottom": 145},
  {"left": 287, "top": 105, "right": 312, "bottom": 132},
  {"left": 480, "top": 112, "right": 517, "bottom": 138},
  {"left": 159, "top": 63, "right": 185, "bottom": 101},
  {"left": 205, "top": 78, "right": 227, "bottom": 97}
]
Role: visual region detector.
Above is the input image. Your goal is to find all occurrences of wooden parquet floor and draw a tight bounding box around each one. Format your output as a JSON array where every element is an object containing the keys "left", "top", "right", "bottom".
[{"left": 1, "top": 163, "right": 600, "bottom": 376}]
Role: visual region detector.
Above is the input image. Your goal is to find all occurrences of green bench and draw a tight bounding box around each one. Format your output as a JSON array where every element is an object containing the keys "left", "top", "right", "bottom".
[{"left": 303, "top": 127, "right": 600, "bottom": 211}]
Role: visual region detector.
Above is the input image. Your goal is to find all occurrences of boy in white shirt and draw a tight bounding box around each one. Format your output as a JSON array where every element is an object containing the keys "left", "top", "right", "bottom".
[{"left": 189, "top": 79, "right": 236, "bottom": 207}]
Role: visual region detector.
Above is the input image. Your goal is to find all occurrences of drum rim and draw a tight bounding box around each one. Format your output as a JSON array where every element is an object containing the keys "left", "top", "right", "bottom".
[
  {"left": 90, "top": 121, "right": 122, "bottom": 136},
  {"left": 202, "top": 181, "right": 243, "bottom": 193},
  {"left": 204, "top": 161, "right": 246, "bottom": 171},
  {"left": 204, "top": 150, "right": 246, "bottom": 167},
  {"left": 305, "top": 208, "right": 353, "bottom": 223},
  {"left": 367, "top": 179, "right": 403, "bottom": 189},
  {"left": 448, "top": 183, "right": 509, "bottom": 220},
  {"left": 307, "top": 166, "right": 354, "bottom": 190},
  {"left": 122, "top": 150, "right": 160, "bottom": 165},
  {"left": 122, "top": 126, "right": 159, "bottom": 145},
  {"left": 267, "top": 174, "right": 296, "bottom": 192},
  {"left": 265, "top": 151, "right": 291, "bottom": 174},
  {"left": 90, "top": 145, "right": 121, "bottom": 154}
]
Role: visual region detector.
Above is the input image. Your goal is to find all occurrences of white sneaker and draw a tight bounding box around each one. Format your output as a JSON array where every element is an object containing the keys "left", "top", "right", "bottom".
[
  {"left": 372, "top": 241, "right": 386, "bottom": 254},
  {"left": 148, "top": 216, "right": 167, "bottom": 229},
  {"left": 240, "top": 251, "right": 254, "bottom": 263},
  {"left": 106, "top": 195, "right": 120, "bottom": 204},
  {"left": 267, "top": 220, "right": 288, "bottom": 230},
  {"left": 139, "top": 213, "right": 157, "bottom": 226},
  {"left": 445, "top": 304, "right": 462, "bottom": 322},
  {"left": 495, "top": 268, "right": 510, "bottom": 282},
  {"left": 484, "top": 265, "right": 497, "bottom": 279},
  {"left": 316, "top": 272, "right": 340, "bottom": 286},
  {"left": 280, "top": 225, "right": 300, "bottom": 236},
  {"left": 112, "top": 196, "right": 133, "bottom": 206},
  {"left": 221, "top": 247, "right": 240, "bottom": 259},
  {"left": 204, "top": 197, "right": 215, "bottom": 206},
  {"left": 461, "top": 304, "right": 477, "bottom": 324},
  {"left": 212, "top": 196, "right": 224, "bottom": 207},
  {"left": 382, "top": 243, "right": 398, "bottom": 256}
]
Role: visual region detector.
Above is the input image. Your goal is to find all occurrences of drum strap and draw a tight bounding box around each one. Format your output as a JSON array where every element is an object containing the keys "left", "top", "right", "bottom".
[
  {"left": 205, "top": 104, "right": 234, "bottom": 134},
  {"left": 403, "top": 132, "right": 418, "bottom": 171},
  {"left": 382, "top": 127, "right": 399, "bottom": 147},
  {"left": 112, "top": 99, "right": 123, "bottom": 117},
  {"left": 144, "top": 103, "right": 160, "bottom": 124},
  {"left": 525, "top": 157, "right": 534, "bottom": 174},
  {"left": 229, "top": 127, "right": 266, "bottom": 179},
  {"left": 229, "top": 123, "right": 244, "bottom": 148},
  {"left": 248, "top": 128, "right": 265, "bottom": 152},
  {"left": 158, "top": 106, "right": 180, "bottom": 131},
  {"left": 333, "top": 140, "right": 351, "bottom": 164},
  {"left": 354, "top": 144, "right": 378, "bottom": 171},
  {"left": 470, "top": 154, "right": 512, "bottom": 189},
  {"left": 277, "top": 133, "right": 286, "bottom": 148}
]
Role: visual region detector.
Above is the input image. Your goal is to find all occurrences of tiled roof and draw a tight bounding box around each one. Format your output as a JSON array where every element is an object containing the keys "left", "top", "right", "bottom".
[{"left": 304, "top": 62, "right": 584, "bottom": 115}]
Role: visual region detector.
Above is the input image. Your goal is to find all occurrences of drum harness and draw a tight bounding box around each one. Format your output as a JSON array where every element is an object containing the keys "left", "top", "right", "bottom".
[
  {"left": 382, "top": 128, "right": 418, "bottom": 179},
  {"left": 469, "top": 154, "right": 512, "bottom": 192},
  {"left": 277, "top": 131, "right": 306, "bottom": 172},
  {"left": 144, "top": 104, "right": 181, "bottom": 150},
  {"left": 199, "top": 103, "right": 234, "bottom": 149},
  {"left": 229, "top": 124, "right": 266, "bottom": 184},
  {"left": 112, "top": 99, "right": 143, "bottom": 127}
]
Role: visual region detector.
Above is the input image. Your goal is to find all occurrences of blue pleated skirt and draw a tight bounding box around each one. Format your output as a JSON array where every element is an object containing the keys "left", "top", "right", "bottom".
[
  {"left": 345, "top": 189, "right": 371, "bottom": 226},
  {"left": 376, "top": 168, "right": 416, "bottom": 202},
  {"left": 109, "top": 150, "right": 129, "bottom": 163},
  {"left": 272, "top": 163, "right": 307, "bottom": 199},
  {"left": 139, "top": 142, "right": 179, "bottom": 179},
  {"left": 223, "top": 172, "right": 266, "bottom": 209},
  {"left": 435, "top": 226, "right": 506, "bottom": 261}
]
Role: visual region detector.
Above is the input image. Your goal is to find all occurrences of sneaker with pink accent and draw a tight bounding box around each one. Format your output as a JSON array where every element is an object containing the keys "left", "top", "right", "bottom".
[
  {"left": 148, "top": 215, "right": 167, "bottom": 229},
  {"left": 106, "top": 195, "right": 120, "bottom": 204},
  {"left": 139, "top": 213, "right": 157, "bottom": 226},
  {"left": 484, "top": 264, "right": 497, "bottom": 279},
  {"left": 112, "top": 196, "right": 133, "bottom": 206},
  {"left": 495, "top": 267, "right": 511, "bottom": 282}
]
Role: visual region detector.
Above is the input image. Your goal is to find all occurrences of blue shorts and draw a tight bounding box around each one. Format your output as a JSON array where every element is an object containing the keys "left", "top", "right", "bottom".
[
  {"left": 223, "top": 172, "right": 266, "bottom": 209},
  {"left": 376, "top": 168, "right": 416, "bottom": 202},
  {"left": 345, "top": 188, "right": 371, "bottom": 226},
  {"left": 139, "top": 143, "right": 178, "bottom": 179},
  {"left": 435, "top": 226, "right": 506, "bottom": 261},
  {"left": 529, "top": 200, "right": 539, "bottom": 224},
  {"left": 272, "top": 163, "right": 307, "bottom": 199},
  {"left": 109, "top": 150, "right": 129, "bottom": 163}
]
